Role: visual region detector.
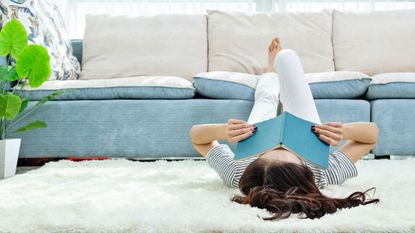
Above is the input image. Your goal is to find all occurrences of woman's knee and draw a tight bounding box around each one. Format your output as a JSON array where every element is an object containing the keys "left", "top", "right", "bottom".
[
  {"left": 254, "top": 90, "right": 278, "bottom": 104},
  {"left": 274, "top": 48, "right": 298, "bottom": 70}
]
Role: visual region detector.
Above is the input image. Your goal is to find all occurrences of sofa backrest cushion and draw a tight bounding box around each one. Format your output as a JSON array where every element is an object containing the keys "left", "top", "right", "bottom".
[
  {"left": 333, "top": 9, "right": 415, "bottom": 76},
  {"left": 207, "top": 10, "right": 334, "bottom": 75},
  {"left": 70, "top": 39, "right": 83, "bottom": 65},
  {"left": 80, "top": 15, "right": 207, "bottom": 81}
]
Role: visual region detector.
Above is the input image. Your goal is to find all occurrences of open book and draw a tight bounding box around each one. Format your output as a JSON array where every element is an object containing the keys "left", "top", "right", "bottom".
[{"left": 235, "top": 111, "right": 329, "bottom": 169}]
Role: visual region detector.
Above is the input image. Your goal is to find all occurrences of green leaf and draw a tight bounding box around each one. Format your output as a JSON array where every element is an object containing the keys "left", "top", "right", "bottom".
[
  {"left": 0, "top": 19, "right": 28, "bottom": 58},
  {"left": 0, "top": 94, "right": 22, "bottom": 120},
  {"left": 0, "top": 65, "right": 18, "bottom": 81},
  {"left": 15, "top": 44, "right": 51, "bottom": 87},
  {"left": 19, "top": 97, "right": 29, "bottom": 113},
  {"left": 12, "top": 120, "right": 47, "bottom": 134},
  {"left": 35, "top": 90, "right": 64, "bottom": 107}
]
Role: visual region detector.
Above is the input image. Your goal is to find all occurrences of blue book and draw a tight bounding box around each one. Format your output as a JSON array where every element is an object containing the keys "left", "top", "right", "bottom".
[{"left": 235, "top": 111, "right": 329, "bottom": 169}]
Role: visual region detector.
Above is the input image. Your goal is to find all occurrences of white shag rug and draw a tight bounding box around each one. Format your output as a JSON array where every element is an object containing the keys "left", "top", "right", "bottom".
[{"left": 0, "top": 158, "right": 414, "bottom": 233}]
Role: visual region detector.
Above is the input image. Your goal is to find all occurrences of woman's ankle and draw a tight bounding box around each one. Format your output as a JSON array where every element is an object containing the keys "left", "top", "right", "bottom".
[{"left": 266, "top": 65, "right": 276, "bottom": 73}]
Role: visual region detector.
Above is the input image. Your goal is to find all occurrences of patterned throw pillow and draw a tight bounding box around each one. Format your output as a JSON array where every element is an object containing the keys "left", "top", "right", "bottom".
[{"left": 0, "top": 0, "right": 80, "bottom": 80}]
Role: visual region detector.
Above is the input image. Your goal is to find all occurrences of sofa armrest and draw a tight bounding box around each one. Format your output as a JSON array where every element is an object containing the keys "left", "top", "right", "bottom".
[
  {"left": 0, "top": 55, "right": 15, "bottom": 90},
  {"left": 70, "top": 39, "right": 83, "bottom": 64},
  {"left": 0, "top": 55, "right": 7, "bottom": 66}
]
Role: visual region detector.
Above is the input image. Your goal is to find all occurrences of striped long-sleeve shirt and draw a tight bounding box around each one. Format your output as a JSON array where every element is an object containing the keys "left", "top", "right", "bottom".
[{"left": 206, "top": 144, "right": 358, "bottom": 189}]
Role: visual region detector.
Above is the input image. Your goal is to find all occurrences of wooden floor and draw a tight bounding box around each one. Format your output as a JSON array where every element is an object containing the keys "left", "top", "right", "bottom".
[
  {"left": 16, "top": 166, "right": 40, "bottom": 175},
  {"left": 17, "top": 157, "right": 63, "bottom": 167},
  {"left": 16, "top": 158, "right": 62, "bottom": 174}
]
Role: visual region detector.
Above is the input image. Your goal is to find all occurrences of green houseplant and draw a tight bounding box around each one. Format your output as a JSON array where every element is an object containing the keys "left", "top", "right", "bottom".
[{"left": 0, "top": 19, "right": 63, "bottom": 179}]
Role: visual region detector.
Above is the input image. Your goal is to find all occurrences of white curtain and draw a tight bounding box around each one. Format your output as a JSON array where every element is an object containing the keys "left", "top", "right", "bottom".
[
  {"left": 52, "top": 0, "right": 415, "bottom": 38},
  {"left": 276, "top": 0, "right": 415, "bottom": 11}
]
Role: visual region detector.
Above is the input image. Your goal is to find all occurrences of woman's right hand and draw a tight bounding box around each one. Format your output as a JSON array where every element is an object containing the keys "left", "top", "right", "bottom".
[
  {"left": 225, "top": 119, "right": 256, "bottom": 144},
  {"left": 313, "top": 122, "right": 344, "bottom": 146}
]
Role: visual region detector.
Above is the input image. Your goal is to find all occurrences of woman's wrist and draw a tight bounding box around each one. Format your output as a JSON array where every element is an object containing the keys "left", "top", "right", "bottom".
[
  {"left": 190, "top": 119, "right": 255, "bottom": 145},
  {"left": 341, "top": 122, "right": 378, "bottom": 144},
  {"left": 341, "top": 123, "right": 353, "bottom": 140},
  {"left": 217, "top": 123, "right": 229, "bottom": 141},
  {"left": 190, "top": 123, "right": 228, "bottom": 145}
]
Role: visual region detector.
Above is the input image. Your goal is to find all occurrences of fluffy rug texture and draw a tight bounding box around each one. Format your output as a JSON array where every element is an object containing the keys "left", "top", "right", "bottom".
[{"left": 0, "top": 158, "right": 414, "bottom": 233}]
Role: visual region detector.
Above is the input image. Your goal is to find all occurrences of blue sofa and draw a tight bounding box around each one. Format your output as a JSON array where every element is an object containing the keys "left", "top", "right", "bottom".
[
  {"left": 4, "top": 10, "right": 415, "bottom": 159},
  {"left": 0, "top": 40, "right": 388, "bottom": 158},
  {"left": 3, "top": 41, "right": 414, "bottom": 159}
]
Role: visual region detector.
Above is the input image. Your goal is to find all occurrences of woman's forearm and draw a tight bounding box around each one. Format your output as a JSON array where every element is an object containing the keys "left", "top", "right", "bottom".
[
  {"left": 190, "top": 124, "right": 227, "bottom": 145},
  {"left": 342, "top": 122, "right": 379, "bottom": 144}
]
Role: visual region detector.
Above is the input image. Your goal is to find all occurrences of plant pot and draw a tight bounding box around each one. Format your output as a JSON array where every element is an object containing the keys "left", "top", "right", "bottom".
[{"left": 0, "top": 138, "right": 21, "bottom": 179}]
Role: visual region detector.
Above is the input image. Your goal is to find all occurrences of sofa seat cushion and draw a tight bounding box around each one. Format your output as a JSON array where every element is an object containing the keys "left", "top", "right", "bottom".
[
  {"left": 16, "top": 76, "right": 195, "bottom": 100},
  {"left": 366, "top": 72, "right": 415, "bottom": 100},
  {"left": 15, "top": 99, "right": 369, "bottom": 157},
  {"left": 193, "top": 71, "right": 370, "bottom": 100}
]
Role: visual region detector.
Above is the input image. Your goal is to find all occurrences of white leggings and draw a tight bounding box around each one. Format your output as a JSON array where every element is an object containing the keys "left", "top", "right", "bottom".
[{"left": 247, "top": 49, "right": 321, "bottom": 125}]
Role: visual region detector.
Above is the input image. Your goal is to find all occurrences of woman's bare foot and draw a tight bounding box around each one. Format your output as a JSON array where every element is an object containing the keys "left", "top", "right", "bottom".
[{"left": 267, "top": 37, "right": 283, "bottom": 73}]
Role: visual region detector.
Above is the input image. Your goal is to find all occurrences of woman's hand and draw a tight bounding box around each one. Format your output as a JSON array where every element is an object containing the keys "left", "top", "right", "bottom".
[
  {"left": 225, "top": 119, "right": 256, "bottom": 144},
  {"left": 312, "top": 122, "right": 344, "bottom": 146}
]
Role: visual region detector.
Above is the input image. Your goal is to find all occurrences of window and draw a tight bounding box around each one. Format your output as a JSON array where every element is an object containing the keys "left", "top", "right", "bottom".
[{"left": 53, "top": 0, "right": 415, "bottom": 38}]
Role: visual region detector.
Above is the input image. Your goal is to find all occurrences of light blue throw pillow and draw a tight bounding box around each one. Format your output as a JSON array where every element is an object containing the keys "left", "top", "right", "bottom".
[
  {"left": 193, "top": 77, "right": 255, "bottom": 100},
  {"left": 310, "top": 79, "right": 371, "bottom": 99},
  {"left": 193, "top": 71, "right": 258, "bottom": 100},
  {"left": 366, "top": 72, "right": 415, "bottom": 100},
  {"left": 367, "top": 82, "right": 415, "bottom": 100}
]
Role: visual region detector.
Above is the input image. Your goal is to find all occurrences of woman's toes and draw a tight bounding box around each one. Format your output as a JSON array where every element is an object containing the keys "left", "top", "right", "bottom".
[{"left": 273, "top": 37, "right": 282, "bottom": 51}]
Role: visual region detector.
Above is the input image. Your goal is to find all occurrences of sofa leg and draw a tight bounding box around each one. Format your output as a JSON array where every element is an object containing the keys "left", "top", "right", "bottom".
[{"left": 374, "top": 155, "right": 390, "bottom": 160}]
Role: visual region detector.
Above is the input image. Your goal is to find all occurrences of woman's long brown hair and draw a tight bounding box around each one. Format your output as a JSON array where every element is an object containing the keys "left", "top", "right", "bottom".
[{"left": 231, "top": 158, "right": 379, "bottom": 221}]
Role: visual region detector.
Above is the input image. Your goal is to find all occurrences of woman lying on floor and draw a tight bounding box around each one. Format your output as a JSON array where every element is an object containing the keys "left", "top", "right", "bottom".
[{"left": 189, "top": 37, "right": 380, "bottom": 221}]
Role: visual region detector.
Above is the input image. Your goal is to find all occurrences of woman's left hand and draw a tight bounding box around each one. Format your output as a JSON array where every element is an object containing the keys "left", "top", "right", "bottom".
[{"left": 312, "top": 122, "right": 344, "bottom": 146}]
